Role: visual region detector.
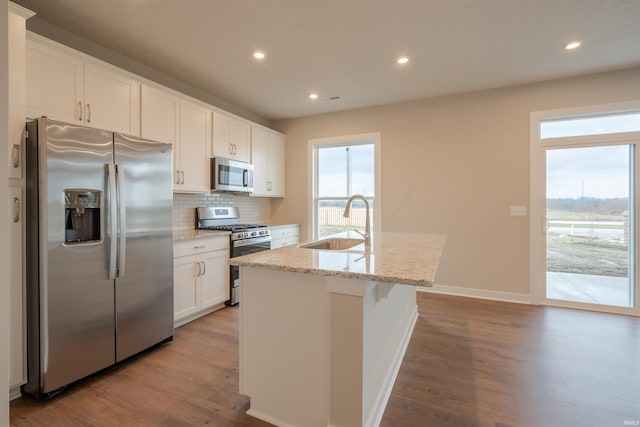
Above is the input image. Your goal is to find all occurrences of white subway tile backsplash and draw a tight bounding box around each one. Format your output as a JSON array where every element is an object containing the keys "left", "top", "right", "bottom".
[{"left": 172, "top": 193, "right": 271, "bottom": 231}]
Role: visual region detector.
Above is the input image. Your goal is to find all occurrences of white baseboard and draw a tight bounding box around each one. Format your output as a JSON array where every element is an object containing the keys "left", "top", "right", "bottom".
[
  {"left": 418, "top": 284, "right": 531, "bottom": 304},
  {"left": 10, "top": 385, "right": 22, "bottom": 400}
]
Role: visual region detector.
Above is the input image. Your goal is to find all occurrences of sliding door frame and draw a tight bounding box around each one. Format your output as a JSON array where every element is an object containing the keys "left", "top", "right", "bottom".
[{"left": 530, "top": 101, "right": 640, "bottom": 316}]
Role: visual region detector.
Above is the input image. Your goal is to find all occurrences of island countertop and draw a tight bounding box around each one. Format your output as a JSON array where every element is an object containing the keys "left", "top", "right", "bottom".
[{"left": 230, "top": 231, "right": 446, "bottom": 287}]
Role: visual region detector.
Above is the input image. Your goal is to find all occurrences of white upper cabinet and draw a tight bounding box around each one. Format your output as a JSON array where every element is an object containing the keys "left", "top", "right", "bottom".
[
  {"left": 140, "top": 85, "right": 179, "bottom": 145},
  {"left": 251, "top": 126, "right": 285, "bottom": 197},
  {"left": 175, "top": 100, "right": 212, "bottom": 193},
  {"left": 212, "top": 111, "right": 250, "bottom": 162},
  {"left": 25, "top": 37, "right": 83, "bottom": 123},
  {"left": 83, "top": 62, "right": 140, "bottom": 135},
  {"left": 26, "top": 34, "right": 140, "bottom": 135}
]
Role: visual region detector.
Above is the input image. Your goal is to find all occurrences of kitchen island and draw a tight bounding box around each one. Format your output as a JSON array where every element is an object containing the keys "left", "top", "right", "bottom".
[{"left": 230, "top": 231, "right": 446, "bottom": 427}]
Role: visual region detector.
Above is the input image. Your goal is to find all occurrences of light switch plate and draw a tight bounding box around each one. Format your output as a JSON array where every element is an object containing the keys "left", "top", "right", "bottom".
[{"left": 510, "top": 206, "right": 527, "bottom": 216}]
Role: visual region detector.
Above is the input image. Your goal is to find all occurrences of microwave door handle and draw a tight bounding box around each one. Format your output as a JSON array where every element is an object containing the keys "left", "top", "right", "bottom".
[{"left": 243, "top": 169, "right": 248, "bottom": 187}]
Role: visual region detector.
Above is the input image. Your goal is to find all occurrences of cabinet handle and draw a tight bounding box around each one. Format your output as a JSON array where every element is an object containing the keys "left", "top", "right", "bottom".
[
  {"left": 13, "top": 198, "right": 20, "bottom": 223},
  {"left": 180, "top": 170, "right": 185, "bottom": 185},
  {"left": 193, "top": 245, "right": 206, "bottom": 249},
  {"left": 78, "top": 101, "right": 83, "bottom": 121},
  {"left": 86, "top": 103, "right": 92, "bottom": 123},
  {"left": 176, "top": 170, "right": 181, "bottom": 185},
  {"left": 196, "top": 261, "right": 201, "bottom": 277},
  {"left": 201, "top": 261, "right": 206, "bottom": 276},
  {"left": 11, "top": 144, "right": 19, "bottom": 168}
]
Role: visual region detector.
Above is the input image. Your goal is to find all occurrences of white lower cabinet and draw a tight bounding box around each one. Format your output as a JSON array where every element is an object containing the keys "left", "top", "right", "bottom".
[
  {"left": 270, "top": 224, "right": 300, "bottom": 249},
  {"left": 173, "top": 236, "right": 229, "bottom": 327},
  {"left": 9, "top": 186, "right": 25, "bottom": 398}
]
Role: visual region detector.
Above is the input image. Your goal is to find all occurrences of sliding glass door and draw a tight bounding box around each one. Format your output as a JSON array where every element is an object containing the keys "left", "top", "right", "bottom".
[
  {"left": 545, "top": 144, "right": 634, "bottom": 307},
  {"left": 531, "top": 105, "right": 640, "bottom": 314}
]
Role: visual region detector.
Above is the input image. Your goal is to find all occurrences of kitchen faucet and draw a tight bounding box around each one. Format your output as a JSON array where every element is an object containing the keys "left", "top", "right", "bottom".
[{"left": 343, "top": 194, "right": 371, "bottom": 247}]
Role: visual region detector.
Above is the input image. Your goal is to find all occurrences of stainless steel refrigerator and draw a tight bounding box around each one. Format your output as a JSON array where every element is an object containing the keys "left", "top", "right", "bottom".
[{"left": 24, "top": 117, "right": 174, "bottom": 398}]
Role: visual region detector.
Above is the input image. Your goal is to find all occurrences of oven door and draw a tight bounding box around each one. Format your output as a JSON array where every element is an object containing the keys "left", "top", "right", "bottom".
[
  {"left": 228, "top": 235, "right": 272, "bottom": 306},
  {"left": 231, "top": 235, "right": 272, "bottom": 257}
]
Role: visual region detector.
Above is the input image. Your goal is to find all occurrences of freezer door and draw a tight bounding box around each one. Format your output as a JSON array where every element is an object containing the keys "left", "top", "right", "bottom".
[
  {"left": 113, "top": 133, "right": 174, "bottom": 361},
  {"left": 36, "top": 118, "right": 116, "bottom": 393}
]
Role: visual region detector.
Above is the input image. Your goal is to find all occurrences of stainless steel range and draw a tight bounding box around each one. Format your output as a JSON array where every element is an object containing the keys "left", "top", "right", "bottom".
[{"left": 196, "top": 206, "right": 271, "bottom": 306}]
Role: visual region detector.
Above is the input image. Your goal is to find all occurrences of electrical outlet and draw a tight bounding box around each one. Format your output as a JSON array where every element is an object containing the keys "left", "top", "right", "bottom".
[{"left": 510, "top": 206, "right": 527, "bottom": 216}]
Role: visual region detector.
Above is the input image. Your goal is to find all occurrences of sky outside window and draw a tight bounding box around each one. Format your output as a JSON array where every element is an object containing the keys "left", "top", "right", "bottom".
[
  {"left": 546, "top": 145, "right": 629, "bottom": 199},
  {"left": 318, "top": 144, "right": 374, "bottom": 197}
]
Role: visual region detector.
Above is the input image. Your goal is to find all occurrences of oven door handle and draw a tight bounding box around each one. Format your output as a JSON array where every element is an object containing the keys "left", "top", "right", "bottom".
[{"left": 233, "top": 235, "right": 272, "bottom": 248}]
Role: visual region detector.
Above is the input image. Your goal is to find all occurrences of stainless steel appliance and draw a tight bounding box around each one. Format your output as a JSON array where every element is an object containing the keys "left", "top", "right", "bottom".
[
  {"left": 211, "top": 157, "right": 254, "bottom": 193},
  {"left": 196, "top": 207, "right": 270, "bottom": 305},
  {"left": 24, "top": 118, "right": 174, "bottom": 398}
]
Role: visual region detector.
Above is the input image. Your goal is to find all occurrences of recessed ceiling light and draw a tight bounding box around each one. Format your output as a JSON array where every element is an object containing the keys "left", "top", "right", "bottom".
[
  {"left": 253, "top": 51, "right": 266, "bottom": 60},
  {"left": 397, "top": 56, "right": 410, "bottom": 64},
  {"left": 309, "top": 93, "right": 319, "bottom": 100},
  {"left": 564, "top": 40, "right": 582, "bottom": 50}
]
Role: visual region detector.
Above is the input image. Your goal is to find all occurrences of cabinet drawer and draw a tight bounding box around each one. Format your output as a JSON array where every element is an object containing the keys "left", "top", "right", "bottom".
[
  {"left": 271, "top": 236, "right": 299, "bottom": 249},
  {"left": 174, "top": 237, "right": 228, "bottom": 257},
  {"left": 270, "top": 225, "right": 299, "bottom": 240}
]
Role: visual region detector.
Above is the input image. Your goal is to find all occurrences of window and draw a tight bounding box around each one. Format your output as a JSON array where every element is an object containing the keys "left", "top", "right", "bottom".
[
  {"left": 309, "top": 133, "right": 381, "bottom": 239},
  {"left": 540, "top": 111, "right": 640, "bottom": 139}
]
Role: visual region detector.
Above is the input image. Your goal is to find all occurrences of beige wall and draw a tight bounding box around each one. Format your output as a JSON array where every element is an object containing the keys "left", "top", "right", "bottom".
[{"left": 271, "top": 67, "right": 640, "bottom": 296}]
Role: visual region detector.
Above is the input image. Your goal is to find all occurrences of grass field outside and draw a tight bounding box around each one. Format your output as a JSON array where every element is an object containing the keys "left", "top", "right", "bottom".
[{"left": 546, "top": 209, "right": 629, "bottom": 278}]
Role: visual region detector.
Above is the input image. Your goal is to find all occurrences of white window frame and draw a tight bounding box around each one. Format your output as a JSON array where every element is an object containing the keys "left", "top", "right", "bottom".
[
  {"left": 530, "top": 100, "right": 640, "bottom": 316},
  {"left": 307, "top": 132, "right": 382, "bottom": 241}
]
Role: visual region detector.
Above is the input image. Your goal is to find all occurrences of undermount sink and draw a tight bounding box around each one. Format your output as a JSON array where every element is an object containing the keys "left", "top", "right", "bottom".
[{"left": 298, "top": 237, "right": 365, "bottom": 251}]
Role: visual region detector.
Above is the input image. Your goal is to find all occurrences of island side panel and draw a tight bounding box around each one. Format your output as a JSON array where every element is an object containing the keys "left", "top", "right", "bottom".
[
  {"left": 329, "top": 291, "right": 364, "bottom": 427},
  {"left": 239, "top": 266, "right": 330, "bottom": 427}
]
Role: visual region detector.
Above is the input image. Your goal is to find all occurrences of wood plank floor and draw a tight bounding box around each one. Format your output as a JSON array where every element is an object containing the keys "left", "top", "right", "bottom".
[{"left": 10, "top": 292, "right": 640, "bottom": 427}]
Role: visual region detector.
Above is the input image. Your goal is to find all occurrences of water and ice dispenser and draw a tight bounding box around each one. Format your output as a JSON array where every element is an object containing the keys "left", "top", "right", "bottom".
[{"left": 64, "top": 189, "right": 101, "bottom": 244}]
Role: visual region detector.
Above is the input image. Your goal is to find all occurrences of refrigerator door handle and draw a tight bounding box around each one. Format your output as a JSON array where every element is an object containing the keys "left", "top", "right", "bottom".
[
  {"left": 108, "top": 164, "right": 118, "bottom": 280},
  {"left": 116, "top": 164, "right": 127, "bottom": 278}
]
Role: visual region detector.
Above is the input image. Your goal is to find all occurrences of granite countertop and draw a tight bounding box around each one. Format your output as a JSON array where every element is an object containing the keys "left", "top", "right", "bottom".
[
  {"left": 173, "top": 229, "right": 230, "bottom": 242},
  {"left": 230, "top": 231, "right": 446, "bottom": 287}
]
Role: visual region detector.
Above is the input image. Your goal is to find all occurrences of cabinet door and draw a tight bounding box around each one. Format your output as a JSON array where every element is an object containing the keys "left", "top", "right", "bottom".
[
  {"left": 268, "top": 132, "right": 286, "bottom": 197},
  {"left": 178, "top": 100, "right": 211, "bottom": 192},
  {"left": 251, "top": 126, "right": 285, "bottom": 197},
  {"left": 141, "top": 86, "right": 179, "bottom": 188},
  {"left": 173, "top": 255, "right": 200, "bottom": 322},
  {"left": 231, "top": 120, "right": 250, "bottom": 162},
  {"left": 213, "top": 112, "right": 250, "bottom": 161},
  {"left": 251, "top": 127, "right": 269, "bottom": 196},
  {"left": 9, "top": 187, "right": 24, "bottom": 388},
  {"left": 26, "top": 37, "right": 84, "bottom": 123},
  {"left": 140, "top": 85, "right": 178, "bottom": 145},
  {"left": 84, "top": 62, "right": 140, "bottom": 135},
  {"left": 212, "top": 111, "right": 232, "bottom": 158},
  {"left": 200, "top": 250, "right": 229, "bottom": 309}
]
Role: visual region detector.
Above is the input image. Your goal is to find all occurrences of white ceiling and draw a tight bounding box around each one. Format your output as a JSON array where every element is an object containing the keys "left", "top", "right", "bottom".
[{"left": 12, "top": 0, "right": 640, "bottom": 121}]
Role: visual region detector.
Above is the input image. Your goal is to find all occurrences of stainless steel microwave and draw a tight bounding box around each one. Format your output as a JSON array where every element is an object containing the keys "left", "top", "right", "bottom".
[{"left": 211, "top": 157, "right": 254, "bottom": 193}]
